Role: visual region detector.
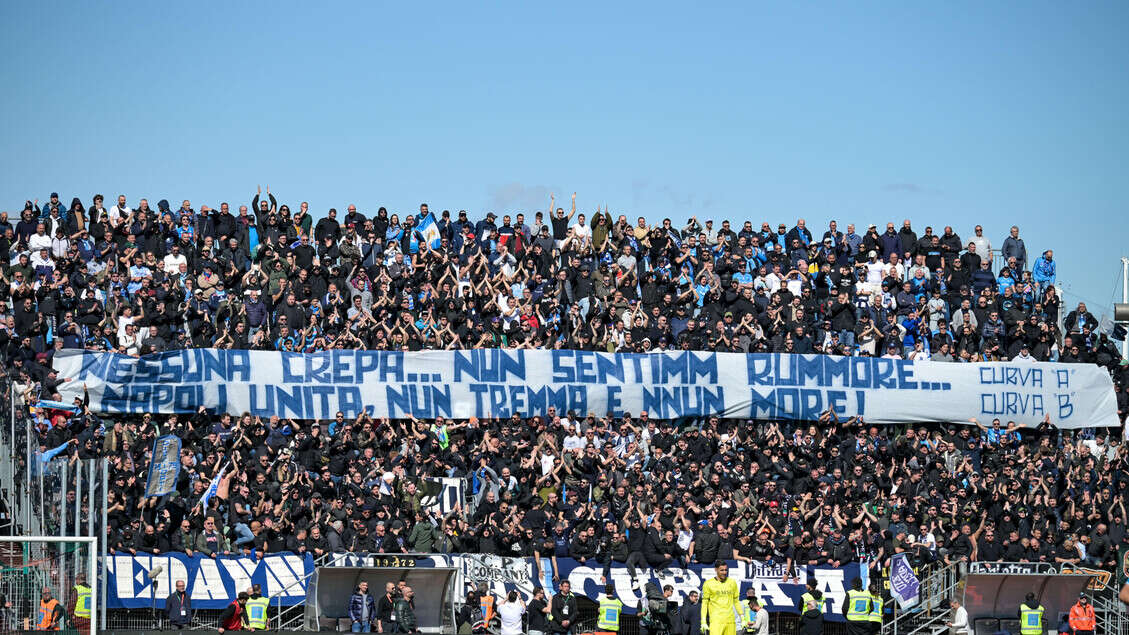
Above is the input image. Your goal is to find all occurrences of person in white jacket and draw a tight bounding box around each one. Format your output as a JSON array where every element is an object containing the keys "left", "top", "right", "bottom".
[
  {"left": 1012, "top": 344, "right": 1037, "bottom": 362},
  {"left": 968, "top": 225, "right": 992, "bottom": 261},
  {"left": 947, "top": 598, "right": 969, "bottom": 635}
]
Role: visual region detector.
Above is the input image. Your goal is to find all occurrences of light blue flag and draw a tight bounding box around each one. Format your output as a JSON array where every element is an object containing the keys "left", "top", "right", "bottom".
[
  {"left": 889, "top": 553, "right": 921, "bottom": 608},
  {"left": 416, "top": 212, "right": 442, "bottom": 249},
  {"left": 199, "top": 462, "right": 228, "bottom": 511},
  {"left": 35, "top": 399, "right": 78, "bottom": 413},
  {"left": 39, "top": 441, "right": 71, "bottom": 464}
]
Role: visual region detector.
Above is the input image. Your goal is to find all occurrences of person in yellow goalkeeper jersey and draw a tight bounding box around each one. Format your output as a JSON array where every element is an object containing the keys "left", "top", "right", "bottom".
[{"left": 701, "top": 561, "right": 741, "bottom": 635}]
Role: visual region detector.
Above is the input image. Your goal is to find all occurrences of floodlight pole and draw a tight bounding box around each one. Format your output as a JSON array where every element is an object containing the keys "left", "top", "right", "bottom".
[{"left": 1121, "top": 257, "right": 1128, "bottom": 358}]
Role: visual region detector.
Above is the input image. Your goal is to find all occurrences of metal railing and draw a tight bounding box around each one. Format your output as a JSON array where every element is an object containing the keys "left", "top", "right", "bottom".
[
  {"left": 882, "top": 562, "right": 960, "bottom": 635},
  {"left": 0, "top": 381, "right": 107, "bottom": 632},
  {"left": 1092, "top": 593, "right": 1129, "bottom": 635},
  {"left": 881, "top": 561, "right": 1129, "bottom": 635},
  {"left": 273, "top": 552, "right": 334, "bottom": 631}
]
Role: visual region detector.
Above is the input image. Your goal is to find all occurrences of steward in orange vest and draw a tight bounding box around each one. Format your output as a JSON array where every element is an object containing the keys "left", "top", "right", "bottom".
[
  {"left": 1068, "top": 595, "right": 1096, "bottom": 635},
  {"left": 37, "top": 587, "right": 63, "bottom": 631}
]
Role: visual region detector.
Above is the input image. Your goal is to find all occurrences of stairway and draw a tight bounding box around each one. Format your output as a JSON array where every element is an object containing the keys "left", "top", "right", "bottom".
[{"left": 881, "top": 563, "right": 961, "bottom": 635}]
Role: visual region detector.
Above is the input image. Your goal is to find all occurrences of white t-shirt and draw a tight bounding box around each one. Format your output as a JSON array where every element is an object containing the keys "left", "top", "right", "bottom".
[
  {"left": 571, "top": 222, "right": 591, "bottom": 240},
  {"left": 785, "top": 276, "right": 803, "bottom": 296},
  {"left": 498, "top": 601, "right": 525, "bottom": 635},
  {"left": 1083, "top": 439, "right": 1116, "bottom": 462},
  {"left": 109, "top": 205, "right": 131, "bottom": 224},
  {"left": 563, "top": 433, "right": 585, "bottom": 452},
  {"left": 866, "top": 261, "right": 885, "bottom": 283},
  {"left": 751, "top": 607, "right": 769, "bottom": 635},
  {"left": 911, "top": 531, "right": 937, "bottom": 553},
  {"left": 163, "top": 253, "right": 187, "bottom": 274},
  {"left": 117, "top": 315, "right": 135, "bottom": 340}
]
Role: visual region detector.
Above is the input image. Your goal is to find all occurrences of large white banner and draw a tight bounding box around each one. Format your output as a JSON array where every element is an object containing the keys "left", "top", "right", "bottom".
[{"left": 53, "top": 349, "right": 1119, "bottom": 428}]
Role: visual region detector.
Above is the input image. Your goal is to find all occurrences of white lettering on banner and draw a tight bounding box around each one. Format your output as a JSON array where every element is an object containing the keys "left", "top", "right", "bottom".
[
  {"left": 219, "top": 558, "right": 256, "bottom": 597},
  {"left": 108, "top": 556, "right": 133, "bottom": 599},
  {"left": 460, "top": 554, "right": 530, "bottom": 585},
  {"left": 191, "top": 558, "right": 227, "bottom": 600},
  {"left": 57, "top": 350, "right": 1120, "bottom": 428},
  {"left": 811, "top": 569, "right": 848, "bottom": 612},
  {"left": 263, "top": 555, "right": 307, "bottom": 596},
  {"left": 537, "top": 560, "right": 850, "bottom": 616},
  {"left": 319, "top": 554, "right": 855, "bottom": 618},
  {"left": 968, "top": 562, "right": 1053, "bottom": 575},
  {"left": 107, "top": 555, "right": 187, "bottom": 600},
  {"left": 327, "top": 553, "right": 371, "bottom": 568},
  {"left": 106, "top": 552, "right": 316, "bottom": 610}
]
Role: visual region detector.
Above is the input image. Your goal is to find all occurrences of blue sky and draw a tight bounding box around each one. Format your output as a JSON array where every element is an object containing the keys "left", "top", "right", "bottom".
[{"left": 2, "top": 2, "right": 1127, "bottom": 316}]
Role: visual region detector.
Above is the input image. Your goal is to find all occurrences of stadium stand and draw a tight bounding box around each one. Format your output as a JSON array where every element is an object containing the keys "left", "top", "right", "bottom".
[{"left": 1, "top": 190, "right": 1128, "bottom": 633}]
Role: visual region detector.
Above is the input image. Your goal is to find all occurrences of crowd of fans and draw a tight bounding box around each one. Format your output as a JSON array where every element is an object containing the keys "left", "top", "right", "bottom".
[{"left": 4, "top": 189, "right": 1129, "bottom": 599}]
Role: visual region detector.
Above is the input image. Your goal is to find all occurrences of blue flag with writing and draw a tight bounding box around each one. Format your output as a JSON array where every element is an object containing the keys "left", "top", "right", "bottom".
[
  {"left": 145, "top": 435, "right": 182, "bottom": 498},
  {"left": 889, "top": 553, "right": 920, "bottom": 609}
]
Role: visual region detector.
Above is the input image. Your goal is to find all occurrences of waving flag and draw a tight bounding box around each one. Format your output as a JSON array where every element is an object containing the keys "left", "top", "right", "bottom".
[
  {"left": 431, "top": 423, "right": 450, "bottom": 450},
  {"left": 889, "top": 553, "right": 920, "bottom": 608},
  {"left": 416, "top": 212, "right": 442, "bottom": 249},
  {"left": 199, "top": 462, "right": 228, "bottom": 511},
  {"left": 34, "top": 399, "right": 78, "bottom": 413}
]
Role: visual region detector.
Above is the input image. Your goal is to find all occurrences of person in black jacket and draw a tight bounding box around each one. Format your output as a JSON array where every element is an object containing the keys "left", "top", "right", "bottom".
[
  {"left": 550, "top": 580, "right": 579, "bottom": 634},
  {"left": 570, "top": 529, "right": 598, "bottom": 563},
  {"left": 624, "top": 517, "right": 650, "bottom": 581},
  {"left": 678, "top": 590, "right": 702, "bottom": 635},
  {"left": 375, "top": 582, "right": 396, "bottom": 633},
  {"left": 527, "top": 587, "right": 552, "bottom": 635},
  {"left": 798, "top": 590, "right": 824, "bottom": 635},
  {"left": 599, "top": 529, "right": 630, "bottom": 576},
  {"left": 165, "top": 579, "right": 192, "bottom": 630},
  {"left": 690, "top": 521, "right": 720, "bottom": 564}
]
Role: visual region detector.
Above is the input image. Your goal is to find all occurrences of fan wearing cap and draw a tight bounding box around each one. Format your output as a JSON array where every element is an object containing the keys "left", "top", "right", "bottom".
[
  {"left": 1068, "top": 593, "right": 1095, "bottom": 635},
  {"left": 42, "top": 191, "right": 65, "bottom": 218},
  {"left": 1012, "top": 342, "right": 1036, "bottom": 363}
]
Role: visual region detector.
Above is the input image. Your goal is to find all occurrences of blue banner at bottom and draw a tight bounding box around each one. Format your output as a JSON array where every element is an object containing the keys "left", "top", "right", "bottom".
[
  {"left": 105, "top": 552, "right": 314, "bottom": 609},
  {"left": 106, "top": 551, "right": 863, "bottom": 620}
]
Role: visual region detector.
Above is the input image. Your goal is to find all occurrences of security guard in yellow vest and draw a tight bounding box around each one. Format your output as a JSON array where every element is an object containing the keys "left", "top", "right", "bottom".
[
  {"left": 1019, "top": 592, "right": 1045, "bottom": 635},
  {"left": 842, "top": 578, "right": 872, "bottom": 635},
  {"left": 596, "top": 584, "right": 623, "bottom": 633},
  {"left": 799, "top": 579, "right": 824, "bottom": 614},
  {"left": 72, "top": 573, "right": 92, "bottom": 633},
  {"left": 867, "top": 580, "right": 883, "bottom": 634},
  {"left": 245, "top": 584, "right": 270, "bottom": 630}
]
